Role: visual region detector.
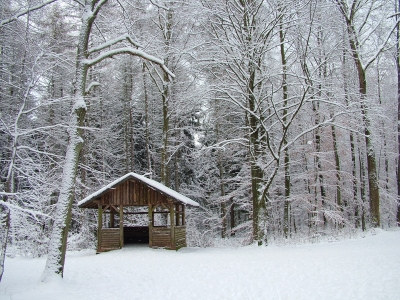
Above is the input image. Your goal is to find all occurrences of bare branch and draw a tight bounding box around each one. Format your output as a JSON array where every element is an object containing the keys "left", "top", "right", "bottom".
[
  {"left": 88, "top": 33, "right": 142, "bottom": 54},
  {"left": 92, "top": 0, "right": 109, "bottom": 17},
  {"left": 83, "top": 47, "right": 175, "bottom": 79},
  {"left": 0, "top": 193, "right": 17, "bottom": 196},
  {"left": 149, "top": 0, "right": 170, "bottom": 11},
  {"left": 365, "top": 19, "right": 400, "bottom": 70},
  {"left": 0, "top": 200, "right": 51, "bottom": 220},
  {"left": 0, "top": 0, "right": 58, "bottom": 27},
  {"left": 85, "top": 81, "right": 101, "bottom": 94}
]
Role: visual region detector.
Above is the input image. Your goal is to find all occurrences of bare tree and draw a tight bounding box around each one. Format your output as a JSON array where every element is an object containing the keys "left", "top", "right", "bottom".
[
  {"left": 42, "top": 0, "right": 174, "bottom": 280},
  {"left": 334, "top": 0, "right": 397, "bottom": 227}
]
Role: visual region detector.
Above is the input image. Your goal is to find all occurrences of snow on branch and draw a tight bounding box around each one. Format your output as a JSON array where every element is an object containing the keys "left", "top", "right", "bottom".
[
  {"left": 149, "top": 0, "right": 171, "bottom": 11},
  {"left": 281, "top": 110, "right": 351, "bottom": 153},
  {"left": 92, "top": 0, "right": 108, "bottom": 19},
  {"left": 0, "top": 192, "right": 17, "bottom": 196},
  {"left": 0, "top": 200, "right": 50, "bottom": 220},
  {"left": 16, "top": 146, "right": 64, "bottom": 159},
  {"left": 388, "top": 12, "right": 400, "bottom": 19},
  {"left": 364, "top": 19, "right": 400, "bottom": 70},
  {"left": 88, "top": 33, "right": 142, "bottom": 54},
  {"left": 0, "top": 0, "right": 58, "bottom": 27},
  {"left": 203, "top": 138, "right": 249, "bottom": 152},
  {"left": 81, "top": 0, "right": 108, "bottom": 22},
  {"left": 143, "top": 61, "right": 164, "bottom": 92},
  {"left": 15, "top": 124, "right": 69, "bottom": 136},
  {"left": 83, "top": 47, "right": 175, "bottom": 79},
  {"left": 85, "top": 81, "right": 101, "bottom": 94}
]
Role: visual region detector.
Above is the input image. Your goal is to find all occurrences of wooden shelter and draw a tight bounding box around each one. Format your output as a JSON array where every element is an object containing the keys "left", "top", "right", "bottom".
[{"left": 78, "top": 173, "right": 199, "bottom": 252}]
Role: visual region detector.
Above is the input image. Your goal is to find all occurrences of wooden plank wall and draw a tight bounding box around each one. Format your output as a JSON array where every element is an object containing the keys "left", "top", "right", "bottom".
[
  {"left": 174, "top": 226, "right": 187, "bottom": 249},
  {"left": 151, "top": 227, "right": 172, "bottom": 249},
  {"left": 150, "top": 226, "right": 187, "bottom": 250},
  {"left": 101, "top": 180, "right": 169, "bottom": 207},
  {"left": 99, "top": 228, "right": 120, "bottom": 252}
]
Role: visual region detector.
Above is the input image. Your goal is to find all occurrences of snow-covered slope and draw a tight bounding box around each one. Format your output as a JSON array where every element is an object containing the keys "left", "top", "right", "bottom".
[{"left": 1, "top": 230, "right": 399, "bottom": 300}]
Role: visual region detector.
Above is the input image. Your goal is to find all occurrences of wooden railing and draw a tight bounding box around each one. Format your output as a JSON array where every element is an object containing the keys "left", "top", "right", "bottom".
[
  {"left": 174, "top": 226, "right": 186, "bottom": 250},
  {"left": 99, "top": 228, "right": 120, "bottom": 252},
  {"left": 151, "top": 227, "right": 172, "bottom": 248}
]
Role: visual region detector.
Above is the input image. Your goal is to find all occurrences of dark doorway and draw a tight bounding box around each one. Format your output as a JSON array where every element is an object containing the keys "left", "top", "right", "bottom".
[{"left": 123, "top": 226, "right": 149, "bottom": 244}]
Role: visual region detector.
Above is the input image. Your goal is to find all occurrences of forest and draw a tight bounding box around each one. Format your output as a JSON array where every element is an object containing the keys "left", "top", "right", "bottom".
[{"left": 1, "top": 0, "right": 400, "bottom": 281}]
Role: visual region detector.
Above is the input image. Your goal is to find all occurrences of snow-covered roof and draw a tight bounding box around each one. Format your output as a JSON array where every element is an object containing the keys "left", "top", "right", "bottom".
[{"left": 78, "top": 172, "right": 199, "bottom": 208}]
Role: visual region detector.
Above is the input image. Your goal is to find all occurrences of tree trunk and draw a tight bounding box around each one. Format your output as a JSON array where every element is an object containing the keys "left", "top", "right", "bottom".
[
  {"left": 341, "top": 45, "right": 359, "bottom": 227},
  {"left": 42, "top": 1, "right": 105, "bottom": 280},
  {"left": 173, "top": 124, "right": 180, "bottom": 192},
  {"left": 396, "top": 0, "right": 400, "bottom": 226},
  {"left": 337, "top": 0, "right": 380, "bottom": 227},
  {"left": 42, "top": 100, "right": 86, "bottom": 279},
  {"left": 240, "top": 0, "right": 265, "bottom": 245},
  {"left": 279, "top": 16, "right": 290, "bottom": 238},
  {"left": 123, "top": 61, "right": 134, "bottom": 173},
  {"left": 2, "top": 26, "right": 38, "bottom": 279},
  {"left": 248, "top": 80, "right": 264, "bottom": 244},
  {"left": 358, "top": 141, "right": 367, "bottom": 231},
  {"left": 216, "top": 124, "right": 227, "bottom": 238},
  {"left": 230, "top": 201, "right": 235, "bottom": 236},
  {"left": 360, "top": 77, "right": 380, "bottom": 227},
  {"left": 142, "top": 62, "right": 152, "bottom": 176},
  {"left": 248, "top": 64, "right": 264, "bottom": 243},
  {"left": 160, "top": 7, "right": 173, "bottom": 186},
  {"left": 0, "top": 203, "right": 10, "bottom": 282},
  {"left": 219, "top": 164, "right": 227, "bottom": 238},
  {"left": 42, "top": 1, "right": 174, "bottom": 279},
  {"left": 313, "top": 101, "right": 327, "bottom": 228},
  {"left": 331, "top": 122, "right": 342, "bottom": 209},
  {"left": 161, "top": 77, "right": 169, "bottom": 186}
]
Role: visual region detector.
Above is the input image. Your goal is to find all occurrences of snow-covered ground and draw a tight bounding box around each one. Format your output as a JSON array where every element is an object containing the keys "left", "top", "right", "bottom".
[{"left": 1, "top": 229, "right": 399, "bottom": 300}]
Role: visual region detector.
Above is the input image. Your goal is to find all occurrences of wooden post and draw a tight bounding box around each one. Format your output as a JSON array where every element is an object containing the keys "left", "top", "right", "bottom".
[
  {"left": 175, "top": 204, "right": 179, "bottom": 226},
  {"left": 119, "top": 205, "right": 123, "bottom": 248},
  {"left": 148, "top": 204, "right": 153, "bottom": 247},
  {"left": 97, "top": 203, "right": 103, "bottom": 253},
  {"left": 182, "top": 205, "right": 185, "bottom": 226},
  {"left": 230, "top": 202, "right": 235, "bottom": 236},
  {"left": 169, "top": 202, "right": 175, "bottom": 249},
  {"left": 110, "top": 208, "right": 115, "bottom": 228}
]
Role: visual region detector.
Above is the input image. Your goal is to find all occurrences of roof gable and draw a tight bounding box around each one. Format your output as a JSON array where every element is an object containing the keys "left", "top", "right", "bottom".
[{"left": 78, "top": 172, "right": 199, "bottom": 208}]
